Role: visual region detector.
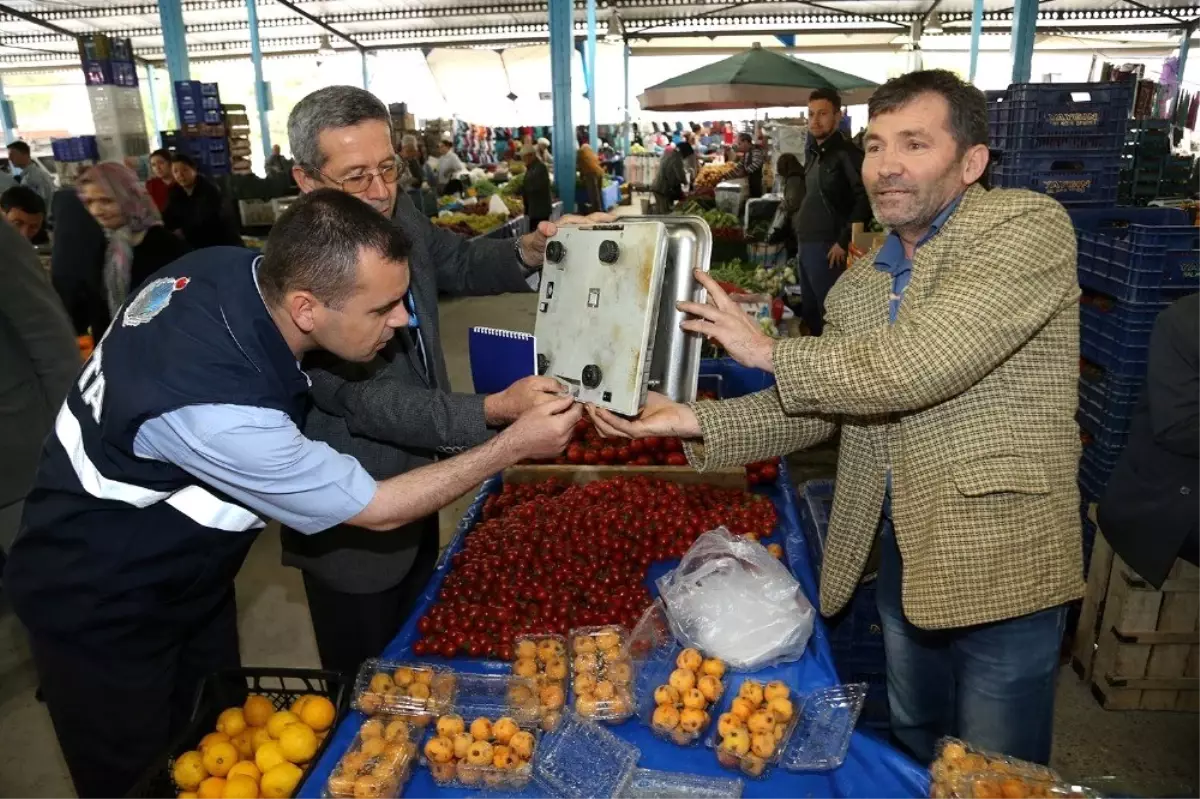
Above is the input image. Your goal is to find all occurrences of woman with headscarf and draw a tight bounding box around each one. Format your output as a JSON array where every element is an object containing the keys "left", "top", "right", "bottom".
[
  {"left": 774, "top": 153, "right": 806, "bottom": 261},
  {"left": 77, "top": 162, "right": 190, "bottom": 315},
  {"left": 576, "top": 143, "right": 606, "bottom": 214},
  {"left": 536, "top": 137, "right": 553, "bottom": 170}
]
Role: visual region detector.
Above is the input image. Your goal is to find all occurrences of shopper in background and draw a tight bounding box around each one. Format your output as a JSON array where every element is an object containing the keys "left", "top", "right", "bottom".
[
  {"left": 729, "top": 132, "right": 765, "bottom": 198},
  {"left": 77, "top": 162, "right": 190, "bottom": 313},
  {"left": 7, "top": 140, "right": 55, "bottom": 220},
  {"left": 285, "top": 85, "right": 606, "bottom": 677},
  {"left": 49, "top": 188, "right": 109, "bottom": 337},
  {"left": 0, "top": 215, "right": 78, "bottom": 566},
  {"left": 1100, "top": 293, "right": 1199, "bottom": 585},
  {"left": 265, "top": 143, "right": 292, "bottom": 175},
  {"left": 772, "top": 153, "right": 806, "bottom": 262},
  {"left": 1, "top": 184, "right": 47, "bottom": 241},
  {"left": 0, "top": 164, "right": 16, "bottom": 194},
  {"left": 435, "top": 137, "right": 466, "bottom": 195},
  {"left": 577, "top": 142, "right": 606, "bottom": 213},
  {"left": 163, "top": 153, "right": 241, "bottom": 249},
  {"left": 4, "top": 190, "right": 580, "bottom": 798},
  {"left": 519, "top": 142, "right": 553, "bottom": 231},
  {"left": 536, "top": 136, "right": 553, "bottom": 170},
  {"left": 144, "top": 148, "right": 173, "bottom": 212},
  {"left": 399, "top": 134, "right": 426, "bottom": 191},
  {"left": 795, "top": 88, "right": 870, "bottom": 336},
  {"left": 650, "top": 141, "right": 693, "bottom": 214},
  {"left": 591, "top": 69, "right": 1080, "bottom": 767}
]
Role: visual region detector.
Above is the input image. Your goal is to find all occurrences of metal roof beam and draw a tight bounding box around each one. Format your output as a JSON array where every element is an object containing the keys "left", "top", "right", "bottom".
[
  {"left": 271, "top": 0, "right": 364, "bottom": 51},
  {"left": 1120, "top": 0, "right": 1188, "bottom": 24},
  {"left": 0, "top": 2, "right": 155, "bottom": 65}
]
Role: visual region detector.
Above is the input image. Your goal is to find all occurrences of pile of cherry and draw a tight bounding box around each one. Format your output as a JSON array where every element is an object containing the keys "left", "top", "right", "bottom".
[{"left": 411, "top": 476, "right": 779, "bottom": 661}]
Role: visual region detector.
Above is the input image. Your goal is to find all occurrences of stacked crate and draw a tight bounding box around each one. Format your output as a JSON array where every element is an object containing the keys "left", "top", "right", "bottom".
[
  {"left": 988, "top": 81, "right": 1133, "bottom": 208},
  {"left": 797, "top": 480, "right": 889, "bottom": 730},
  {"left": 1071, "top": 206, "right": 1200, "bottom": 514},
  {"left": 80, "top": 35, "right": 149, "bottom": 163},
  {"left": 223, "top": 104, "right": 252, "bottom": 175},
  {"left": 174, "top": 81, "right": 231, "bottom": 176},
  {"left": 1119, "top": 120, "right": 1197, "bottom": 205}
]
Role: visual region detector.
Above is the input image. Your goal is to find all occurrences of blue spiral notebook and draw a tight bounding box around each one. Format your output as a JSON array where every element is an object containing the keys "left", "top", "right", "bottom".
[{"left": 468, "top": 327, "right": 537, "bottom": 394}]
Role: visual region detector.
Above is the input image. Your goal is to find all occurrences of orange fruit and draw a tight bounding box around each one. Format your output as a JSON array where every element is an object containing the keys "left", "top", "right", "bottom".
[
  {"left": 260, "top": 762, "right": 303, "bottom": 799},
  {"left": 216, "top": 708, "right": 247, "bottom": 737},
  {"left": 230, "top": 728, "right": 256, "bottom": 760},
  {"left": 266, "top": 711, "right": 300, "bottom": 739},
  {"left": 243, "top": 695, "right": 275, "bottom": 728},
  {"left": 221, "top": 775, "right": 259, "bottom": 799},
  {"left": 278, "top": 723, "right": 318, "bottom": 763},
  {"left": 255, "top": 741, "right": 287, "bottom": 773},
  {"left": 197, "top": 777, "right": 226, "bottom": 799},
  {"left": 298, "top": 696, "right": 336, "bottom": 732},
  {"left": 201, "top": 742, "right": 239, "bottom": 778},
  {"left": 173, "top": 751, "right": 207, "bottom": 791},
  {"left": 227, "top": 761, "right": 261, "bottom": 783},
  {"left": 198, "top": 732, "right": 232, "bottom": 753},
  {"left": 251, "top": 727, "right": 273, "bottom": 754}
]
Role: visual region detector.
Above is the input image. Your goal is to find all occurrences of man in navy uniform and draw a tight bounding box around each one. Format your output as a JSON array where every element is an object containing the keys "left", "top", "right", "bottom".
[{"left": 2, "top": 189, "right": 580, "bottom": 798}]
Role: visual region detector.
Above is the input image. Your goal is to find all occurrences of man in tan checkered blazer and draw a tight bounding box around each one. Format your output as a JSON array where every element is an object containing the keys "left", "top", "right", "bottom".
[{"left": 592, "top": 70, "right": 1081, "bottom": 765}]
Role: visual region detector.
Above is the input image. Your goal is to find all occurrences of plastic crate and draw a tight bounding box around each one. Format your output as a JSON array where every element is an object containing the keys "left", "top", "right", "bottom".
[
  {"left": 126, "top": 667, "right": 350, "bottom": 798},
  {"left": 799, "top": 479, "right": 834, "bottom": 573},
  {"left": 698, "top": 358, "right": 775, "bottom": 399},
  {"left": 837, "top": 661, "right": 889, "bottom": 731},
  {"left": 988, "top": 82, "right": 1132, "bottom": 152},
  {"left": 1071, "top": 207, "right": 1199, "bottom": 302},
  {"left": 1077, "top": 439, "right": 1121, "bottom": 500},
  {"left": 1079, "top": 292, "right": 1165, "bottom": 348},
  {"left": 1076, "top": 401, "right": 1130, "bottom": 453},
  {"left": 992, "top": 150, "right": 1120, "bottom": 207},
  {"left": 1080, "top": 328, "right": 1150, "bottom": 378},
  {"left": 1078, "top": 359, "right": 1143, "bottom": 428}
]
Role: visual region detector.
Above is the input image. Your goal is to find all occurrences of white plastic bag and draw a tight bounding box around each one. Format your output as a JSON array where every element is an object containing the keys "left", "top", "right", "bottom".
[{"left": 656, "top": 527, "right": 814, "bottom": 670}]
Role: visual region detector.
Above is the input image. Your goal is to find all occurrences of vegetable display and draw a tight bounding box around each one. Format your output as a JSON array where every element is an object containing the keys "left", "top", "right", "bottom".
[
  {"left": 432, "top": 212, "right": 509, "bottom": 237},
  {"left": 693, "top": 163, "right": 738, "bottom": 190},
  {"left": 709, "top": 259, "right": 796, "bottom": 297}
]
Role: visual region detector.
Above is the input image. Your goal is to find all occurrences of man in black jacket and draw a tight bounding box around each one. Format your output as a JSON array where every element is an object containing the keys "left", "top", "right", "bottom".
[
  {"left": 795, "top": 88, "right": 871, "bottom": 336},
  {"left": 1099, "top": 293, "right": 1199, "bottom": 586}
]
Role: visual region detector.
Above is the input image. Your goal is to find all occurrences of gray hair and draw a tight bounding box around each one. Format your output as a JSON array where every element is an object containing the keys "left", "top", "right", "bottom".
[
  {"left": 287, "top": 85, "right": 392, "bottom": 170},
  {"left": 400, "top": 134, "right": 418, "bottom": 149}
]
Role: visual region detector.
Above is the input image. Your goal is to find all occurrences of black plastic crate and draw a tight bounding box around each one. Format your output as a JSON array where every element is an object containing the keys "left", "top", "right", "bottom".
[
  {"left": 988, "top": 82, "right": 1132, "bottom": 152},
  {"left": 126, "top": 668, "right": 350, "bottom": 798},
  {"left": 992, "top": 150, "right": 1120, "bottom": 207}
]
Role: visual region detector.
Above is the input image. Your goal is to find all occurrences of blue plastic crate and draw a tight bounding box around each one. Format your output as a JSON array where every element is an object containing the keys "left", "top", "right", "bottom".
[
  {"left": 837, "top": 660, "right": 889, "bottom": 730},
  {"left": 799, "top": 479, "right": 833, "bottom": 572},
  {"left": 1078, "top": 359, "right": 1143, "bottom": 426},
  {"left": 1076, "top": 401, "right": 1130, "bottom": 453},
  {"left": 1079, "top": 293, "right": 1165, "bottom": 349},
  {"left": 697, "top": 358, "right": 775, "bottom": 398},
  {"left": 1071, "top": 207, "right": 1199, "bottom": 302},
  {"left": 826, "top": 580, "right": 885, "bottom": 665},
  {"left": 1078, "top": 439, "right": 1121, "bottom": 500},
  {"left": 989, "top": 82, "right": 1132, "bottom": 152},
  {"left": 1080, "top": 328, "right": 1149, "bottom": 378},
  {"left": 992, "top": 150, "right": 1120, "bottom": 207}
]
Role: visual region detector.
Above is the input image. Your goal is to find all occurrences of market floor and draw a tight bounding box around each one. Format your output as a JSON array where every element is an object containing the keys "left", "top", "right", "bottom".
[{"left": 0, "top": 290, "right": 1196, "bottom": 798}]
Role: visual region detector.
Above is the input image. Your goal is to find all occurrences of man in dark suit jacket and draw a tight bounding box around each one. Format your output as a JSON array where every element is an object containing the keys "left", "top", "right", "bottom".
[
  {"left": 519, "top": 143, "right": 553, "bottom": 231},
  {"left": 1099, "top": 293, "right": 1199, "bottom": 587},
  {"left": 284, "top": 86, "right": 603, "bottom": 674}
]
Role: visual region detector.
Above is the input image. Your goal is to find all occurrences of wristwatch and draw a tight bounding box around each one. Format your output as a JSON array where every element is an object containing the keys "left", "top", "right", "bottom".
[{"left": 513, "top": 236, "right": 538, "bottom": 270}]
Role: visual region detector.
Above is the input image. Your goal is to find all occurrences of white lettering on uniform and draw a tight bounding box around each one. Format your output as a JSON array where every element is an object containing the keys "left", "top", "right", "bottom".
[{"left": 77, "top": 344, "right": 105, "bottom": 423}]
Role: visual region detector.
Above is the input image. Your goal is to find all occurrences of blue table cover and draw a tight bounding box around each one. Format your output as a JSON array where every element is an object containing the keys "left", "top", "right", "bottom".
[{"left": 298, "top": 465, "right": 929, "bottom": 798}]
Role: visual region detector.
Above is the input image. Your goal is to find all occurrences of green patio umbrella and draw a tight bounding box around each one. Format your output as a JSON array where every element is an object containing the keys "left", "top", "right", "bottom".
[{"left": 637, "top": 43, "right": 878, "bottom": 111}]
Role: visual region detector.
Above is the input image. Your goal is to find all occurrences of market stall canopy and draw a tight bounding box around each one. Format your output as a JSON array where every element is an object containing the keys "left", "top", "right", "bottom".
[{"left": 637, "top": 43, "right": 878, "bottom": 111}]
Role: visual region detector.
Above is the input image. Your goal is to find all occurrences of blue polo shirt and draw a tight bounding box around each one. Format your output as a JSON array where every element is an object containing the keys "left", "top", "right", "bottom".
[
  {"left": 872, "top": 196, "right": 962, "bottom": 323},
  {"left": 873, "top": 196, "right": 962, "bottom": 514}
]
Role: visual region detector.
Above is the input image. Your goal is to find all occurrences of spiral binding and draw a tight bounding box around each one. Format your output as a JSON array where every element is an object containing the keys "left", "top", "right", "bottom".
[{"left": 471, "top": 326, "right": 533, "bottom": 340}]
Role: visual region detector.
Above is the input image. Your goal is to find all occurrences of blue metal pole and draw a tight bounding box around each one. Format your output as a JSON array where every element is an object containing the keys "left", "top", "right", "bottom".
[
  {"left": 622, "top": 41, "right": 630, "bottom": 155},
  {"left": 1176, "top": 22, "right": 1195, "bottom": 117},
  {"left": 586, "top": 0, "right": 597, "bottom": 151},
  {"left": 0, "top": 76, "right": 15, "bottom": 143},
  {"left": 549, "top": 0, "right": 575, "bottom": 213},
  {"left": 1010, "top": 0, "right": 1037, "bottom": 84},
  {"left": 246, "top": 0, "right": 272, "bottom": 159},
  {"left": 158, "top": 0, "right": 190, "bottom": 90},
  {"left": 145, "top": 63, "right": 163, "bottom": 145},
  {"left": 361, "top": 51, "right": 370, "bottom": 91},
  {"left": 969, "top": 0, "right": 983, "bottom": 83}
]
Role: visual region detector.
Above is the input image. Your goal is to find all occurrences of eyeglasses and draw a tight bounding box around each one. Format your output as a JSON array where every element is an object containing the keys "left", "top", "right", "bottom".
[{"left": 312, "top": 162, "right": 401, "bottom": 194}]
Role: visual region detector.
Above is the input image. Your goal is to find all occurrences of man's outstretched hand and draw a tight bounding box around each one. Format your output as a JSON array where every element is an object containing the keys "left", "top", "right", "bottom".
[
  {"left": 677, "top": 270, "right": 776, "bottom": 374},
  {"left": 517, "top": 213, "right": 617, "bottom": 267},
  {"left": 588, "top": 391, "right": 702, "bottom": 440}
]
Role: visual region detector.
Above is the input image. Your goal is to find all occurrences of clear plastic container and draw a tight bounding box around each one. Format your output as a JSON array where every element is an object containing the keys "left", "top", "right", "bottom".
[
  {"left": 631, "top": 601, "right": 726, "bottom": 746},
  {"left": 533, "top": 711, "right": 641, "bottom": 798},
  {"left": 780, "top": 683, "right": 867, "bottom": 772},
  {"left": 421, "top": 713, "right": 540, "bottom": 792},
  {"left": 353, "top": 660, "right": 456, "bottom": 718},
  {"left": 620, "top": 768, "right": 744, "bottom": 798},
  {"left": 946, "top": 772, "right": 1103, "bottom": 799},
  {"left": 705, "top": 677, "right": 800, "bottom": 780},
  {"left": 447, "top": 672, "right": 543, "bottom": 727},
  {"left": 323, "top": 715, "right": 420, "bottom": 798},
  {"left": 568, "top": 626, "right": 635, "bottom": 723},
  {"left": 513, "top": 633, "right": 568, "bottom": 730},
  {"left": 930, "top": 737, "right": 1061, "bottom": 798}
]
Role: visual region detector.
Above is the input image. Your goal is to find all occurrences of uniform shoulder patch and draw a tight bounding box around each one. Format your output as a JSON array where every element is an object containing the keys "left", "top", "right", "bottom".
[{"left": 123, "top": 276, "right": 190, "bottom": 327}]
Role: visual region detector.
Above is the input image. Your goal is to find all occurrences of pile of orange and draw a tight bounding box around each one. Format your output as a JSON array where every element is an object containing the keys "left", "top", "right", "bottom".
[{"left": 171, "top": 693, "right": 336, "bottom": 799}]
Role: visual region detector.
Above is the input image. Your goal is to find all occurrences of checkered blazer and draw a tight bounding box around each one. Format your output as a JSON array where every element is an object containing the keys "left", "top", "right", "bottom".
[{"left": 687, "top": 185, "right": 1084, "bottom": 629}]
